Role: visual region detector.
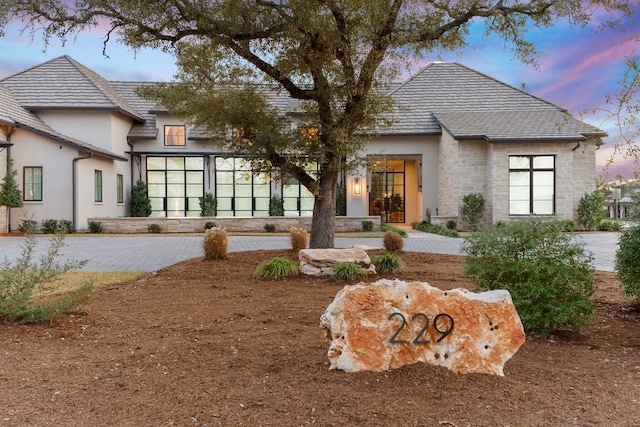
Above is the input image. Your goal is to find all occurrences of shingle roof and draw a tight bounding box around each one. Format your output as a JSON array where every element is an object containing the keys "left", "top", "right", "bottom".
[
  {"left": 107, "top": 81, "right": 158, "bottom": 139},
  {"left": 0, "top": 55, "right": 145, "bottom": 122},
  {"left": 0, "top": 84, "right": 128, "bottom": 161},
  {"left": 382, "top": 62, "right": 605, "bottom": 140}
]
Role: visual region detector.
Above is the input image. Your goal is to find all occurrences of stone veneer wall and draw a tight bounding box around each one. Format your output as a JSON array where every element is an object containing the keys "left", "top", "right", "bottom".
[
  {"left": 88, "top": 216, "right": 382, "bottom": 234},
  {"left": 0, "top": 206, "right": 7, "bottom": 234}
]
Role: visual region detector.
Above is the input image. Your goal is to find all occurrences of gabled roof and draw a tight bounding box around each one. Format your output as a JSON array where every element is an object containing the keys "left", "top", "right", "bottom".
[
  {"left": 0, "top": 84, "right": 128, "bottom": 161},
  {"left": 107, "top": 81, "right": 159, "bottom": 139},
  {"left": 0, "top": 55, "right": 145, "bottom": 122},
  {"left": 384, "top": 62, "right": 605, "bottom": 140}
]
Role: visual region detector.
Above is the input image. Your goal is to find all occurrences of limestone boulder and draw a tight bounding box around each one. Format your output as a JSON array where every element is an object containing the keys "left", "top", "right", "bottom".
[
  {"left": 299, "top": 248, "right": 376, "bottom": 276},
  {"left": 320, "top": 279, "right": 525, "bottom": 375}
]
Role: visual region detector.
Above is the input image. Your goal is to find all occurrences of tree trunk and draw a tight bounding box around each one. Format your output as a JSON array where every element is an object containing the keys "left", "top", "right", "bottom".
[{"left": 309, "top": 170, "right": 338, "bottom": 248}]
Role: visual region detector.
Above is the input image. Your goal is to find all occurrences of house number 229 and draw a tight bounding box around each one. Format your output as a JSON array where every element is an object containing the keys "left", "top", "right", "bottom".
[{"left": 388, "top": 312, "right": 455, "bottom": 344}]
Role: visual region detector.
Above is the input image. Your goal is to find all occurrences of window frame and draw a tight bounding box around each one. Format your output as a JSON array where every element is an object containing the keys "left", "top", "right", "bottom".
[
  {"left": 94, "top": 170, "right": 103, "bottom": 203},
  {"left": 116, "top": 174, "right": 124, "bottom": 204},
  {"left": 164, "top": 125, "right": 186, "bottom": 147},
  {"left": 508, "top": 155, "right": 555, "bottom": 216},
  {"left": 23, "top": 166, "right": 43, "bottom": 202}
]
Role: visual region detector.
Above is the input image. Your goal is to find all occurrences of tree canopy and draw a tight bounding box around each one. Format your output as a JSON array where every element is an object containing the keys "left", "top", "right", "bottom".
[{"left": 1, "top": 0, "right": 635, "bottom": 247}]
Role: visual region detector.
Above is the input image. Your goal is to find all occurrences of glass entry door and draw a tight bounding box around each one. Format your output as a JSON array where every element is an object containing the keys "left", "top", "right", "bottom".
[{"left": 369, "top": 160, "right": 405, "bottom": 223}]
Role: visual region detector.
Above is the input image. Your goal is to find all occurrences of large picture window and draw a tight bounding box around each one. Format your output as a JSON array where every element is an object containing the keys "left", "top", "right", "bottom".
[
  {"left": 23, "top": 167, "right": 42, "bottom": 201},
  {"left": 147, "top": 156, "right": 204, "bottom": 217},
  {"left": 509, "top": 155, "right": 555, "bottom": 215},
  {"left": 164, "top": 125, "right": 186, "bottom": 146},
  {"left": 215, "top": 157, "right": 270, "bottom": 216}
]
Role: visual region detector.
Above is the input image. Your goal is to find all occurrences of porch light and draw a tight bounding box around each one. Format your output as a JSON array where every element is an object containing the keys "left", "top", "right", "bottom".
[{"left": 353, "top": 177, "right": 361, "bottom": 195}]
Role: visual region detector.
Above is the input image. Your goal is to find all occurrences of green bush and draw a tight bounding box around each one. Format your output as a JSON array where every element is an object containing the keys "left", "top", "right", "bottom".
[
  {"left": 370, "top": 252, "right": 405, "bottom": 273},
  {"left": 0, "top": 234, "right": 92, "bottom": 324},
  {"left": 380, "top": 223, "right": 408, "bottom": 237},
  {"left": 0, "top": 159, "right": 23, "bottom": 208},
  {"left": 18, "top": 219, "right": 37, "bottom": 234},
  {"left": 560, "top": 219, "right": 575, "bottom": 232},
  {"left": 362, "top": 220, "right": 373, "bottom": 231},
  {"left": 264, "top": 223, "right": 276, "bottom": 232},
  {"left": 269, "top": 195, "right": 284, "bottom": 216},
  {"left": 147, "top": 223, "right": 162, "bottom": 233},
  {"left": 204, "top": 221, "right": 217, "bottom": 230},
  {"left": 577, "top": 190, "right": 604, "bottom": 230},
  {"left": 445, "top": 220, "right": 458, "bottom": 230},
  {"left": 199, "top": 193, "right": 217, "bottom": 217},
  {"left": 615, "top": 225, "right": 640, "bottom": 306},
  {"left": 461, "top": 193, "right": 485, "bottom": 231},
  {"left": 331, "top": 262, "right": 368, "bottom": 281},
  {"left": 88, "top": 221, "right": 103, "bottom": 233},
  {"left": 461, "top": 218, "right": 596, "bottom": 337},
  {"left": 412, "top": 222, "right": 459, "bottom": 237},
  {"left": 253, "top": 257, "right": 299, "bottom": 279},
  {"left": 130, "top": 179, "right": 152, "bottom": 217},
  {"left": 597, "top": 220, "right": 622, "bottom": 232},
  {"left": 59, "top": 220, "right": 73, "bottom": 234},
  {"left": 40, "top": 219, "right": 59, "bottom": 234}
]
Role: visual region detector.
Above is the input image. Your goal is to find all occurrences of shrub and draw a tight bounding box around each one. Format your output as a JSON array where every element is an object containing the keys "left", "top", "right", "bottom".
[
  {"left": 560, "top": 219, "right": 575, "bottom": 232},
  {"left": 577, "top": 190, "right": 604, "bottom": 230},
  {"left": 335, "top": 182, "right": 346, "bottom": 216},
  {"left": 362, "top": 220, "right": 373, "bottom": 231},
  {"left": 0, "top": 234, "right": 92, "bottom": 324},
  {"left": 370, "top": 252, "right": 405, "bottom": 274},
  {"left": 380, "top": 223, "right": 408, "bottom": 237},
  {"left": 59, "top": 220, "right": 73, "bottom": 234},
  {"left": 130, "top": 179, "right": 152, "bottom": 217},
  {"left": 383, "top": 230, "right": 404, "bottom": 253},
  {"left": 615, "top": 225, "right": 640, "bottom": 306},
  {"left": 0, "top": 159, "right": 23, "bottom": 208},
  {"left": 147, "top": 223, "right": 162, "bottom": 233},
  {"left": 253, "top": 257, "right": 299, "bottom": 279},
  {"left": 269, "top": 195, "right": 284, "bottom": 216},
  {"left": 264, "top": 223, "right": 276, "bottom": 233},
  {"left": 291, "top": 227, "right": 308, "bottom": 251},
  {"left": 88, "top": 221, "right": 103, "bottom": 233},
  {"left": 461, "top": 218, "right": 595, "bottom": 337},
  {"left": 40, "top": 219, "right": 59, "bottom": 234},
  {"left": 412, "top": 222, "right": 459, "bottom": 238},
  {"left": 203, "top": 227, "right": 228, "bottom": 260},
  {"left": 461, "top": 193, "right": 485, "bottom": 231},
  {"left": 199, "top": 193, "right": 217, "bottom": 217},
  {"left": 331, "top": 262, "right": 368, "bottom": 281},
  {"left": 598, "top": 220, "right": 621, "bottom": 232},
  {"left": 18, "top": 219, "right": 37, "bottom": 234},
  {"left": 204, "top": 221, "right": 217, "bottom": 230},
  {"left": 445, "top": 220, "right": 458, "bottom": 230}
]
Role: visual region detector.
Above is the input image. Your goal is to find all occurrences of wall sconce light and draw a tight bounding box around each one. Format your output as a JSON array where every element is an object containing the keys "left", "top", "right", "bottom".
[{"left": 353, "top": 177, "right": 361, "bottom": 195}]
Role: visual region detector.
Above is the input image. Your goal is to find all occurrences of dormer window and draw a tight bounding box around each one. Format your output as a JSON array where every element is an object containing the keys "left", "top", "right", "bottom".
[{"left": 165, "top": 125, "right": 186, "bottom": 146}]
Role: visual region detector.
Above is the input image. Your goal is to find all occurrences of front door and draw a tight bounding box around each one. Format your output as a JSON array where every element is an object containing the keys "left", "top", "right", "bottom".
[{"left": 369, "top": 160, "right": 405, "bottom": 223}]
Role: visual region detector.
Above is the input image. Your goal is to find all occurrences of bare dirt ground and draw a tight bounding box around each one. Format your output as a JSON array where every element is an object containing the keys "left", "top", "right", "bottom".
[{"left": 1, "top": 250, "right": 639, "bottom": 426}]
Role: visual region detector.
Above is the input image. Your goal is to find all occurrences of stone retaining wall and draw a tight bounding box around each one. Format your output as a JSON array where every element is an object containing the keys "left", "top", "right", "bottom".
[{"left": 88, "top": 216, "right": 382, "bottom": 234}]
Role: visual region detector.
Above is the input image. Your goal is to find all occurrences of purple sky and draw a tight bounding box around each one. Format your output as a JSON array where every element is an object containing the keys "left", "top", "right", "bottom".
[{"left": 1, "top": 14, "right": 638, "bottom": 178}]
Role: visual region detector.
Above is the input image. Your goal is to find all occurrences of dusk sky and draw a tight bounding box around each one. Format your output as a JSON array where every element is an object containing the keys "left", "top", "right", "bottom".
[{"left": 1, "top": 10, "right": 639, "bottom": 178}]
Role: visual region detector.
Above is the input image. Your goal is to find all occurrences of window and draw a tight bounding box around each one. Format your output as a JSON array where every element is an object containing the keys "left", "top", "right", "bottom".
[
  {"left": 117, "top": 174, "right": 124, "bottom": 204},
  {"left": 509, "top": 155, "right": 555, "bottom": 215},
  {"left": 94, "top": 170, "right": 103, "bottom": 203},
  {"left": 23, "top": 167, "right": 42, "bottom": 201},
  {"left": 147, "top": 156, "right": 204, "bottom": 217},
  {"left": 164, "top": 125, "right": 186, "bottom": 146}
]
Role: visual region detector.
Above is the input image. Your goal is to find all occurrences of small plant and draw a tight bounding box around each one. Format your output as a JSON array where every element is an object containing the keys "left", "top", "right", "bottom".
[
  {"left": 199, "top": 193, "right": 217, "bottom": 217},
  {"left": 362, "top": 220, "right": 374, "bottom": 231},
  {"left": 0, "top": 159, "right": 23, "bottom": 208},
  {"left": 380, "top": 223, "right": 408, "bottom": 237},
  {"left": 269, "top": 195, "right": 285, "bottom": 216},
  {"left": 383, "top": 230, "right": 404, "bottom": 253},
  {"left": 88, "top": 221, "right": 103, "bottom": 233},
  {"left": 461, "top": 218, "right": 595, "bottom": 337},
  {"left": 40, "top": 219, "right": 59, "bottom": 234},
  {"left": 331, "top": 261, "right": 368, "bottom": 281},
  {"left": 18, "top": 219, "right": 37, "bottom": 234},
  {"left": 203, "top": 227, "right": 228, "bottom": 260},
  {"left": 130, "top": 179, "right": 152, "bottom": 217},
  {"left": 291, "top": 227, "right": 308, "bottom": 251},
  {"left": 59, "top": 220, "right": 73, "bottom": 234},
  {"left": 0, "top": 234, "right": 92, "bottom": 324},
  {"left": 461, "top": 192, "right": 485, "bottom": 231},
  {"left": 412, "top": 222, "right": 459, "bottom": 237},
  {"left": 147, "top": 223, "right": 162, "bottom": 233},
  {"left": 370, "top": 252, "right": 405, "bottom": 273},
  {"left": 598, "top": 220, "right": 621, "bottom": 232},
  {"left": 577, "top": 190, "right": 604, "bottom": 230},
  {"left": 264, "top": 223, "right": 276, "bottom": 233},
  {"left": 253, "top": 257, "right": 299, "bottom": 279},
  {"left": 204, "top": 221, "right": 217, "bottom": 230},
  {"left": 445, "top": 220, "right": 457, "bottom": 230},
  {"left": 615, "top": 225, "right": 640, "bottom": 306}
]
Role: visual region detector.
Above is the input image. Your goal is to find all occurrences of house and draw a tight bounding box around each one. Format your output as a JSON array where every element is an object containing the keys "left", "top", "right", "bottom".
[{"left": 0, "top": 55, "right": 604, "bottom": 232}]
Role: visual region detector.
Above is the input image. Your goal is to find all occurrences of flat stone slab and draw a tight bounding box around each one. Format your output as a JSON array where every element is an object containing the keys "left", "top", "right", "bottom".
[
  {"left": 299, "top": 248, "right": 376, "bottom": 276},
  {"left": 320, "top": 279, "right": 525, "bottom": 375}
]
